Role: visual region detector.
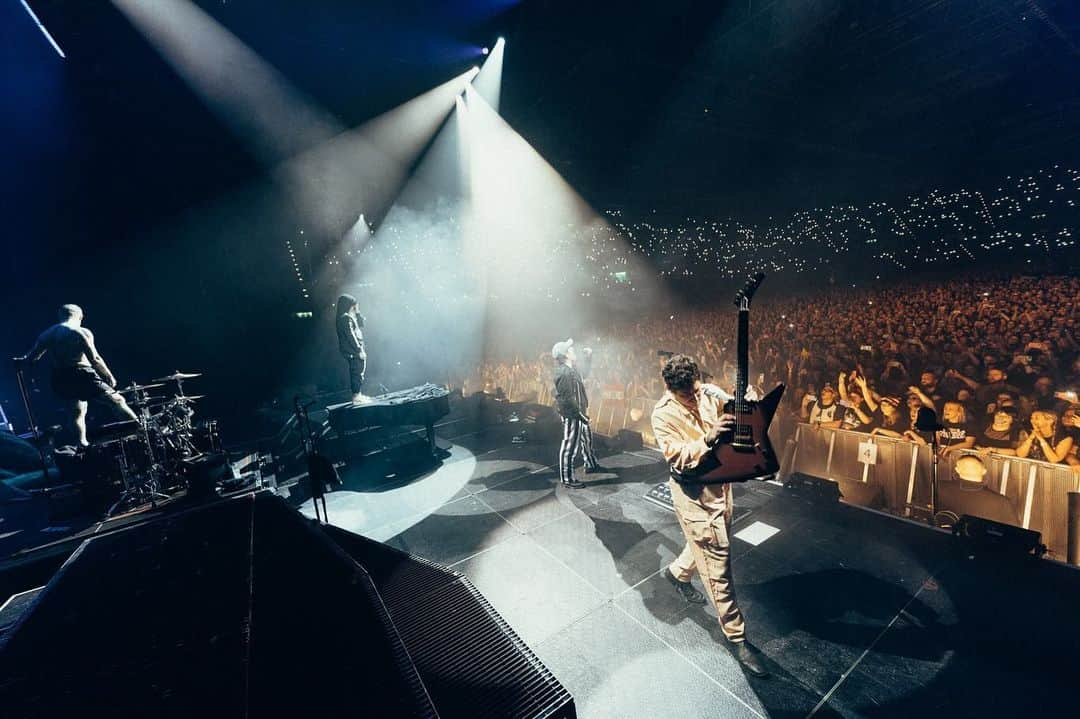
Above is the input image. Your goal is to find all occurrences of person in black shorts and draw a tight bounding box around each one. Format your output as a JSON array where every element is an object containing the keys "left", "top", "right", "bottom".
[{"left": 17, "top": 304, "right": 137, "bottom": 446}]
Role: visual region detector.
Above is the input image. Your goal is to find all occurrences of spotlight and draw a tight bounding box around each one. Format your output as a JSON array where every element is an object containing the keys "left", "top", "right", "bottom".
[{"left": 481, "top": 47, "right": 490, "bottom": 55}]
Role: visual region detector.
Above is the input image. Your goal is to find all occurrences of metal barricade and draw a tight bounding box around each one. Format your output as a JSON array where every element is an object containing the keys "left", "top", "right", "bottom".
[
  {"left": 585, "top": 396, "right": 659, "bottom": 445},
  {"left": 592, "top": 399, "right": 627, "bottom": 437},
  {"left": 625, "top": 397, "right": 657, "bottom": 446},
  {"left": 789, "top": 422, "right": 1080, "bottom": 561},
  {"left": 508, "top": 379, "right": 540, "bottom": 404}
]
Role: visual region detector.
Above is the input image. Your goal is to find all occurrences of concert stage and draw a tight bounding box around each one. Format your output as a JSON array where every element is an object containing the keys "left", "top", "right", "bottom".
[
  {"left": 278, "top": 406, "right": 1080, "bottom": 718},
  {"left": 3, "top": 400, "right": 1078, "bottom": 717}
]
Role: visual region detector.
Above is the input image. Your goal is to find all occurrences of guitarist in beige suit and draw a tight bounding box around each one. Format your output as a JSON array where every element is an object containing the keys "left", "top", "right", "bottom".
[{"left": 652, "top": 353, "right": 770, "bottom": 678}]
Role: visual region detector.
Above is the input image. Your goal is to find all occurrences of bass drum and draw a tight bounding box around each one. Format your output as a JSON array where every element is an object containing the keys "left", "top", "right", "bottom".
[{"left": 53, "top": 444, "right": 126, "bottom": 515}]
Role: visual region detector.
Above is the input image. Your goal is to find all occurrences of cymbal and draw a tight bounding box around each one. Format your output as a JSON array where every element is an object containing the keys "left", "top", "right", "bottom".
[
  {"left": 148, "top": 395, "right": 204, "bottom": 409},
  {"left": 152, "top": 371, "right": 203, "bottom": 382},
  {"left": 100, "top": 419, "right": 140, "bottom": 430},
  {"left": 120, "top": 382, "right": 165, "bottom": 393},
  {"left": 94, "top": 419, "right": 141, "bottom": 443}
]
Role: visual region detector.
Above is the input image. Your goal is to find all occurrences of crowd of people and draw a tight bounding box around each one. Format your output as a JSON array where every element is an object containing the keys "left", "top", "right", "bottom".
[
  {"left": 310, "top": 166, "right": 1079, "bottom": 317},
  {"left": 467, "top": 274, "right": 1080, "bottom": 470},
  {"left": 314, "top": 160, "right": 1080, "bottom": 473},
  {"left": 608, "top": 163, "right": 1079, "bottom": 280}
]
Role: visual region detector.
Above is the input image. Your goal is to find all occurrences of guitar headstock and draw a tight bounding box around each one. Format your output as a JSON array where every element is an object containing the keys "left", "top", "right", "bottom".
[{"left": 734, "top": 272, "right": 765, "bottom": 311}]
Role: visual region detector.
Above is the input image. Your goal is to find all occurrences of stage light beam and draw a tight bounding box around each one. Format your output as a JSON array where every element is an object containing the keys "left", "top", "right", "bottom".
[
  {"left": 472, "top": 37, "right": 504, "bottom": 112},
  {"left": 282, "top": 69, "right": 478, "bottom": 238},
  {"left": 111, "top": 0, "right": 342, "bottom": 165},
  {"left": 455, "top": 83, "right": 663, "bottom": 352},
  {"left": 19, "top": 0, "right": 65, "bottom": 58},
  {"left": 114, "top": 0, "right": 474, "bottom": 239}
]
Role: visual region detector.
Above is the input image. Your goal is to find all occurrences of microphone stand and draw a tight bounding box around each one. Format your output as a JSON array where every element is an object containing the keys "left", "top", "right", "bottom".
[
  {"left": 915, "top": 406, "right": 942, "bottom": 527},
  {"left": 294, "top": 397, "right": 326, "bottom": 522},
  {"left": 294, "top": 396, "right": 339, "bottom": 523},
  {"left": 929, "top": 428, "right": 940, "bottom": 527},
  {"left": 13, "top": 360, "right": 52, "bottom": 483}
]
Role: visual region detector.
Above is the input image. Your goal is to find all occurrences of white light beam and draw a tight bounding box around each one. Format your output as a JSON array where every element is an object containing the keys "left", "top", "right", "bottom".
[{"left": 20, "top": 0, "right": 66, "bottom": 59}]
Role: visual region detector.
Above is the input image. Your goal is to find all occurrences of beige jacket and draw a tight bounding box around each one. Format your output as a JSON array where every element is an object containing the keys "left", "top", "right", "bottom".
[{"left": 651, "top": 388, "right": 724, "bottom": 473}]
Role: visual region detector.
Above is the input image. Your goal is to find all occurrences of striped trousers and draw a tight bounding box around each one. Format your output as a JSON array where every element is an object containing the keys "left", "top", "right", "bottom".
[{"left": 558, "top": 415, "right": 598, "bottom": 484}]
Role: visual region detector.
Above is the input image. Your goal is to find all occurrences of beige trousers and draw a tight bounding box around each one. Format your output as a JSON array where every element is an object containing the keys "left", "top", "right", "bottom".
[{"left": 667, "top": 479, "right": 746, "bottom": 643}]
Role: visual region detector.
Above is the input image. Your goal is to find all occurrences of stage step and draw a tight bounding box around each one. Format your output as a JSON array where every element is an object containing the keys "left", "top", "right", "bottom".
[{"left": 0, "top": 586, "right": 44, "bottom": 639}]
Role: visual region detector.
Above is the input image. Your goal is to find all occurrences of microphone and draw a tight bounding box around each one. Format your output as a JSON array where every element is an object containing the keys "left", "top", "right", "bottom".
[
  {"left": 701, "top": 383, "right": 765, "bottom": 403},
  {"left": 700, "top": 384, "right": 733, "bottom": 401}
]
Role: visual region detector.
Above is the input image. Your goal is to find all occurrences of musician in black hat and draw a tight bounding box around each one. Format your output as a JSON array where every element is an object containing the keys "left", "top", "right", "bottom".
[
  {"left": 336, "top": 294, "right": 369, "bottom": 404},
  {"left": 17, "top": 304, "right": 137, "bottom": 446}
]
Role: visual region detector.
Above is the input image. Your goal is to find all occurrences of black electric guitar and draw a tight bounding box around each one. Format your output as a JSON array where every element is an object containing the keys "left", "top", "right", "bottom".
[{"left": 677, "top": 273, "right": 785, "bottom": 484}]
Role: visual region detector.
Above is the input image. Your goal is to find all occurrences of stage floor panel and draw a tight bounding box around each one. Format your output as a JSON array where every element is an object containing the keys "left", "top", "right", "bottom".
[{"left": 289, "top": 422, "right": 1080, "bottom": 718}]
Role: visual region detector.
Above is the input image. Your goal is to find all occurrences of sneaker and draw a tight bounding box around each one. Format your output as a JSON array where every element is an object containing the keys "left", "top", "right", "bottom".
[
  {"left": 664, "top": 569, "right": 707, "bottom": 604},
  {"left": 732, "top": 641, "right": 770, "bottom": 678},
  {"left": 562, "top": 479, "right": 586, "bottom": 489}
]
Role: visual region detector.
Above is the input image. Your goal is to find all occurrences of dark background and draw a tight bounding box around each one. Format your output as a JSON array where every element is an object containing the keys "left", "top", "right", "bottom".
[{"left": 2, "top": 0, "right": 1078, "bottom": 438}]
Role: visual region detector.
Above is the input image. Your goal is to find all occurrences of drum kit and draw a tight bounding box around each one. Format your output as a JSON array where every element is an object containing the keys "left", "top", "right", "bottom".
[{"left": 93, "top": 371, "right": 221, "bottom": 516}]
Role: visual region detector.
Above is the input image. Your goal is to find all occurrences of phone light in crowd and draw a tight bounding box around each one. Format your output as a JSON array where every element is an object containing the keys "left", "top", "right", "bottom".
[{"left": 293, "top": 311, "right": 313, "bottom": 319}]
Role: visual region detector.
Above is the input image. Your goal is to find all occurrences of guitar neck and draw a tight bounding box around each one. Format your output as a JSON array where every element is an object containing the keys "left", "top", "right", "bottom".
[{"left": 735, "top": 307, "right": 749, "bottom": 411}]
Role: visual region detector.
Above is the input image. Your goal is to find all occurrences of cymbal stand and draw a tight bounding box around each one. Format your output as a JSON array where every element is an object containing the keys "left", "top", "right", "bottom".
[{"left": 106, "top": 409, "right": 169, "bottom": 517}]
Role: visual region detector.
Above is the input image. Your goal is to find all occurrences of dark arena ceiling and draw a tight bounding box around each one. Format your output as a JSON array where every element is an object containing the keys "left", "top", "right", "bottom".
[{"left": 6, "top": 0, "right": 1079, "bottom": 231}]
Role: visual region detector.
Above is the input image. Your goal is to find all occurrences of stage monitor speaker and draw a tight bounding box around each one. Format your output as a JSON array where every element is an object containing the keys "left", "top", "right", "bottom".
[
  {"left": 784, "top": 473, "right": 841, "bottom": 504},
  {"left": 181, "top": 452, "right": 236, "bottom": 501},
  {"left": 615, "top": 429, "right": 643, "bottom": 451},
  {"left": 0, "top": 431, "right": 41, "bottom": 473},
  {"left": 834, "top": 477, "right": 885, "bottom": 509},
  {"left": 955, "top": 514, "right": 1045, "bottom": 558}
]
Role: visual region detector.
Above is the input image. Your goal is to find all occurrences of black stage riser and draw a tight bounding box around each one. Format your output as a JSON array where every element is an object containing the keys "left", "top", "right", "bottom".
[
  {"left": 0, "top": 493, "right": 437, "bottom": 718},
  {"left": 0, "top": 491, "right": 575, "bottom": 719}
]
